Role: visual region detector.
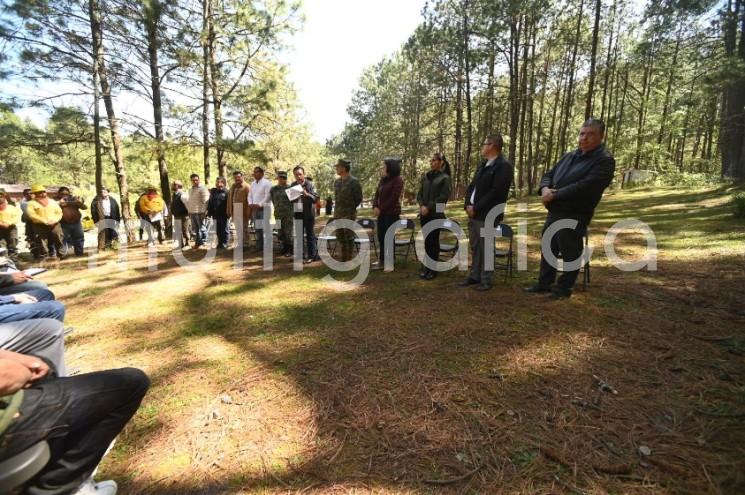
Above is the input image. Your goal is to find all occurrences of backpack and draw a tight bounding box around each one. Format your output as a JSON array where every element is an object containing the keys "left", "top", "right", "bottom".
[{"left": 171, "top": 191, "right": 188, "bottom": 217}]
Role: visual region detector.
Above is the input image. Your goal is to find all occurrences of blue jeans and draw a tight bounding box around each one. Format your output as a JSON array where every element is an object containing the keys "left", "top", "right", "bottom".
[
  {"left": 61, "top": 222, "right": 85, "bottom": 255},
  {"left": 190, "top": 213, "right": 207, "bottom": 246},
  {"left": 0, "top": 281, "right": 53, "bottom": 299},
  {"left": 0, "top": 289, "right": 65, "bottom": 323}
]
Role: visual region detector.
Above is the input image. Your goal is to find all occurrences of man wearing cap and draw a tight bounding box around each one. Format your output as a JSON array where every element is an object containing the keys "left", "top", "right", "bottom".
[
  {"left": 227, "top": 171, "right": 251, "bottom": 249},
  {"left": 270, "top": 171, "right": 293, "bottom": 257},
  {"left": 91, "top": 187, "right": 121, "bottom": 250},
  {"left": 57, "top": 186, "right": 87, "bottom": 256},
  {"left": 0, "top": 195, "right": 21, "bottom": 258},
  {"left": 333, "top": 159, "right": 363, "bottom": 262},
  {"left": 137, "top": 186, "right": 167, "bottom": 246},
  {"left": 26, "top": 185, "right": 64, "bottom": 260}
]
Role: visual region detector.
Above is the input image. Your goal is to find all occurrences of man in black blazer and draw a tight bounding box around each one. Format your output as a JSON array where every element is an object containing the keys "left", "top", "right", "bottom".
[
  {"left": 525, "top": 118, "right": 616, "bottom": 299},
  {"left": 460, "top": 133, "right": 514, "bottom": 291}
]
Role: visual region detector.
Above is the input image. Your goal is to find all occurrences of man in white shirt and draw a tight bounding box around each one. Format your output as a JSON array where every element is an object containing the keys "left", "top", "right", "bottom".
[
  {"left": 185, "top": 173, "right": 210, "bottom": 248},
  {"left": 247, "top": 167, "right": 272, "bottom": 251}
]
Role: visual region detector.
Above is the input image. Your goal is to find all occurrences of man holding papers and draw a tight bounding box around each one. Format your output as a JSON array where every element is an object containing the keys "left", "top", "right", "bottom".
[{"left": 291, "top": 165, "right": 320, "bottom": 263}]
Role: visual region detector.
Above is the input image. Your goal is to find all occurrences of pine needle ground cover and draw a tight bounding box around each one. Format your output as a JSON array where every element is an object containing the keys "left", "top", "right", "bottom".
[{"left": 42, "top": 185, "right": 744, "bottom": 494}]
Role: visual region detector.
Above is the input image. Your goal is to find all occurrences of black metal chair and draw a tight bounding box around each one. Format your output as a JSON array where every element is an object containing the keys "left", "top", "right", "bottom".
[
  {"left": 438, "top": 219, "right": 461, "bottom": 259},
  {"left": 581, "top": 228, "right": 590, "bottom": 286},
  {"left": 493, "top": 223, "right": 514, "bottom": 281},
  {"left": 393, "top": 218, "right": 416, "bottom": 260},
  {"left": 353, "top": 218, "right": 377, "bottom": 257},
  {"left": 0, "top": 441, "right": 50, "bottom": 494}
]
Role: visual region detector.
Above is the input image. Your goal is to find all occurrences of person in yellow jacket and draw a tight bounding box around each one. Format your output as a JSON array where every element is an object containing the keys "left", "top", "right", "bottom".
[
  {"left": 0, "top": 196, "right": 22, "bottom": 257},
  {"left": 137, "top": 185, "right": 168, "bottom": 246},
  {"left": 26, "top": 184, "right": 64, "bottom": 259}
]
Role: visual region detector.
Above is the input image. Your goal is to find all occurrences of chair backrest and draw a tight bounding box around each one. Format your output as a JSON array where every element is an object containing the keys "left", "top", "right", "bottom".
[
  {"left": 0, "top": 441, "right": 50, "bottom": 494},
  {"left": 396, "top": 218, "right": 416, "bottom": 231},
  {"left": 441, "top": 219, "right": 460, "bottom": 230},
  {"left": 496, "top": 223, "right": 514, "bottom": 238},
  {"left": 357, "top": 218, "right": 375, "bottom": 230}
]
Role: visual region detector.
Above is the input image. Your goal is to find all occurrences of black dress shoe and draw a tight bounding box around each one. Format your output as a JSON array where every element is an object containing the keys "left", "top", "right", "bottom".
[
  {"left": 424, "top": 270, "right": 437, "bottom": 280},
  {"left": 474, "top": 283, "right": 492, "bottom": 291},
  {"left": 549, "top": 287, "right": 572, "bottom": 300},
  {"left": 458, "top": 278, "right": 480, "bottom": 287},
  {"left": 419, "top": 268, "right": 429, "bottom": 279},
  {"left": 523, "top": 284, "right": 552, "bottom": 293}
]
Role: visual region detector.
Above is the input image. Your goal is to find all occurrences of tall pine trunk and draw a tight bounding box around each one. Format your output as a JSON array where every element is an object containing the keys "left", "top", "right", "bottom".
[
  {"left": 89, "top": 0, "right": 133, "bottom": 242},
  {"left": 585, "top": 0, "right": 602, "bottom": 119},
  {"left": 144, "top": 0, "right": 171, "bottom": 212}
]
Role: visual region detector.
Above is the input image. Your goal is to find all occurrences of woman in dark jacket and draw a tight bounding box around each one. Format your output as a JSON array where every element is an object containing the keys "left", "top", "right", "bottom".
[
  {"left": 372, "top": 158, "right": 404, "bottom": 267},
  {"left": 416, "top": 153, "right": 452, "bottom": 280}
]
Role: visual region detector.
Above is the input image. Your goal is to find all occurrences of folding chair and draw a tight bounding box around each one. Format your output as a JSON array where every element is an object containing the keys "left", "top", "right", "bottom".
[
  {"left": 493, "top": 223, "right": 514, "bottom": 282},
  {"left": 0, "top": 441, "right": 50, "bottom": 494},
  {"left": 317, "top": 232, "right": 337, "bottom": 256},
  {"left": 438, "top": 219, "right": 460, "bottom": 259},
  {"left": 393, "top": 218, "right": 416, "bottom": 260},
  {"left": 353, "top": 218, "right": 377, "bottom": 258},
  {"left": 581, "top": 227, "right": 590, "bottom": 286}
]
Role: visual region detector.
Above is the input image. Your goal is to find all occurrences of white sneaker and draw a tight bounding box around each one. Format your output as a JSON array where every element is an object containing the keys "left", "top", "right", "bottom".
[{"left": 73, "top": 479, "right": 118, "bottom": 495}]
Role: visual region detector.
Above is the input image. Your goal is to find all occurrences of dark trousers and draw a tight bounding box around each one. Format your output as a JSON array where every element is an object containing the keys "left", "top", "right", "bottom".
[
  {"left": 0, "top": 225, "right": 18, "bottom": 255},
  {"left": 295, "top": 215, "right": 317, "bottom": 259},
  {"left": 60, "top": 222, "right": 84, "bottom": 256},
  {"left": 97, "top": 218, "right": 119, "bottom": 250},
  {"left": 33, "top": 223, "right": 64, "bottom": 258},
  {"left": 377, "top": 214, "right": 399, "bottom": 264},
  {"left": 0, "top": 368, "right": 149, "bottom": 495},
  {"left": 420, "top": 215, "right": 441, "bottom": 265},
  {"left": 538, "top": 211, "right": 589, "bottom": 292},
  {"left": 173, "top": 216, "right": 190, "bottom": 249},
  {"left": 215, "top": 215, "right": 229, "bottom": 248}
]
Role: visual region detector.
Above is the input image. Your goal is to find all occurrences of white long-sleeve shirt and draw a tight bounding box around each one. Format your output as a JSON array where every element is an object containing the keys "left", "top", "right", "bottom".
[{"left": 248, "top": 177, "right": 272, "bottom": 206}]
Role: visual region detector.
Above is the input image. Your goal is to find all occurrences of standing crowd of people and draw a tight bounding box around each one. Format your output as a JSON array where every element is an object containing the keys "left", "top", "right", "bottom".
[
  {"left": 0, "top": 118, "right": 615, "bottom": 494},
  {"left": 0, "top": 118, "right": 615, "bottom": 300}
]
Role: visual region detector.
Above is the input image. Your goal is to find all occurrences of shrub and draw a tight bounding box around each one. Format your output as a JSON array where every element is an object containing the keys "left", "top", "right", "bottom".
[{"left": 734, "top": 192, "right": 745, "bottom": 219}]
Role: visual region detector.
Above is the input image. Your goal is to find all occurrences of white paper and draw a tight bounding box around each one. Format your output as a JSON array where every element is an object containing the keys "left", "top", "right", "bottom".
[
  {"left": 285, "top": 185, "right": 303, "bottom": 201},
  {"left": 25, "top": 268, "right": 47, "bottom": 276}
]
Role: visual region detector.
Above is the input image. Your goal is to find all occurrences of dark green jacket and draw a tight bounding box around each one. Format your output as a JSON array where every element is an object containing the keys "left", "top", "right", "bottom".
[
  {"left": 270, "top": 185, "right": 293, "bottom": 219},
  {"left": 333, "top": 175, "right": 363, "bottom": 218},
  {"left": 417, "top": 170, "right": 451, "bottom": 219}
]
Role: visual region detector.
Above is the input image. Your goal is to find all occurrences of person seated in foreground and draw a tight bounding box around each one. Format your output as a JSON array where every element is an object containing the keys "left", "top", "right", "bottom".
[
  {"left": 0, "top": 350, "right": 150, "bottom": 495},
  {"left": 0, "top": 290, "right": 65, "bottom": 324},
  {"left": 0, "top": 270, "right": 54, "bottom": 299},
  {"left": 0, "top": 318, "right": 66, "bottom": 375}
]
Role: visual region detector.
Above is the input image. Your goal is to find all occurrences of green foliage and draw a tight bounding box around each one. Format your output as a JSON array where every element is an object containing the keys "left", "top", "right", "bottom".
[
  {"left": 654, "top": 172, "right": 725, "bottom": 187},
  {"left": 733, "top": 192, "right": 745, "bottom": 218}
]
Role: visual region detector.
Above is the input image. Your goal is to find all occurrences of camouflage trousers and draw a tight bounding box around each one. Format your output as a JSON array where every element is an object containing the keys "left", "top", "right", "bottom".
[
  {"left": 334, "top": 214, "right": 356, "bottom": 261},
  {"left": 278, "top": 215, "right": 293, "bottom": 253}
]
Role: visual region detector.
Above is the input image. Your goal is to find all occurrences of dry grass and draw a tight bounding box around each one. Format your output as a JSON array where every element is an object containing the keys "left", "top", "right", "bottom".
[{"left": 26, "top": 184, "right": 745, "bottom": 494}]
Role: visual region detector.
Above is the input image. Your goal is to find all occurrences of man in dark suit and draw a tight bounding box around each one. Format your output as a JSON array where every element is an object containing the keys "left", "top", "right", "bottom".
[
  {"left": 525, "top": 118, "right": 616, "bottom": 299},
  {"left": 291, "top": 165, "right": 320, "bottom": 263},
  {"left": 90, "top": 187, "right": 121, "bottom": 250},
  {"left": 460, "top": 133, "right": 514, "bottom": 291}
]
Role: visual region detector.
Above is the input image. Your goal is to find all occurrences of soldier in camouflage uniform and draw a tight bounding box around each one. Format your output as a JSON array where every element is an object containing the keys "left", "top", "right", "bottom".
[
  {"left": 270, "top": 171, "right": 294, "bottom": 257},
  {"left": 333, "top": 159, "right": 363, "bottom": 261}
]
